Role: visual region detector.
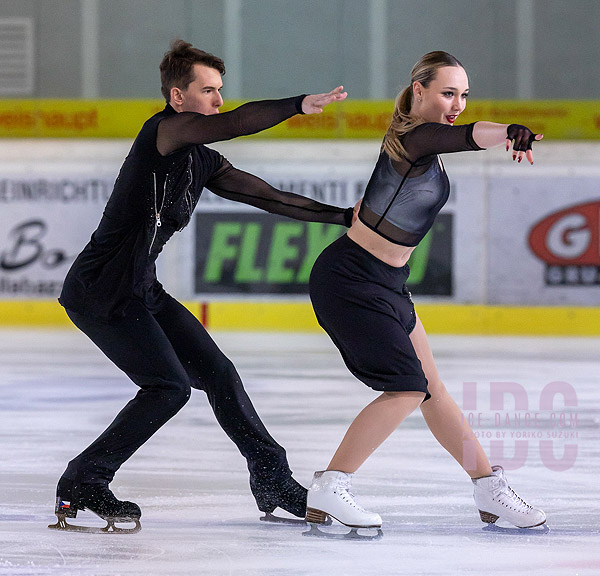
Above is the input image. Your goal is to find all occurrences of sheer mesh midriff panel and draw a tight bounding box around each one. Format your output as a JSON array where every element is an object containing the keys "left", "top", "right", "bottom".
[{"left": 359, "top": 205, "right": 422, "bottom": 246}]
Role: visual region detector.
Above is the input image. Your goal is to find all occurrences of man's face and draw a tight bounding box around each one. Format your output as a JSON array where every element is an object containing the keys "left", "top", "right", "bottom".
[{"left": 175, "top": 63, "right": 223, "bottom": 115}]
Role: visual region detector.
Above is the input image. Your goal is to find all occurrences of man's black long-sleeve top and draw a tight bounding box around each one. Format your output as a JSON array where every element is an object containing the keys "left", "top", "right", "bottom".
[{"left": 59, "top": 97, "right": 351, "bottom": 319}]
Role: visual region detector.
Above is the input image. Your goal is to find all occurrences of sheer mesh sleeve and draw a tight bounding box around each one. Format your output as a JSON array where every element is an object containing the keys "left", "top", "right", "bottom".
[
  {"left": 206, "top": 159, "right": 352, "bottom": 226},
  {"left": 157, "top": 96, "right": 304, "bottom": 154},
  {"left": 402, "top": 122, "right": 484, "bottom": 163}
]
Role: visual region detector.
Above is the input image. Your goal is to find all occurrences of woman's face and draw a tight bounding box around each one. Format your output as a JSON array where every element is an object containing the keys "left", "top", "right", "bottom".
[{"left": 413, "top": 66, "right": 469, "bottom": 125}]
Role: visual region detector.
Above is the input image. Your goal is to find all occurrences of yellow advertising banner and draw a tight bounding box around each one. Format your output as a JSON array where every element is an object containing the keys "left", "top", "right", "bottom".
[
  {"left": 0, "top": 100, "right": 164, "bottom": 138},
  {"left": 0, "top": 99, "right": 598, "bottom": 140}
]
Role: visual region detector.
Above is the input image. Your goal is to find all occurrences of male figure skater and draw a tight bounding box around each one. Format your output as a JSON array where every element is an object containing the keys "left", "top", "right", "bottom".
[{"left": 50, "top": 39, "right": 351, "bottom": 533}]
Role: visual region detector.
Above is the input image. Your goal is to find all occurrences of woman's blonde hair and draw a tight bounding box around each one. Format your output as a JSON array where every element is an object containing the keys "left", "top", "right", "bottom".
[{"left": 382, "top": 51, "right": 464, "bottom": 161}]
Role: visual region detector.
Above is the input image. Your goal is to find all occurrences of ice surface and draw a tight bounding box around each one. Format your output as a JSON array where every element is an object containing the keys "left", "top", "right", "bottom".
[{"left": 1, "top": 328, "right": 599, "bottom": 576}]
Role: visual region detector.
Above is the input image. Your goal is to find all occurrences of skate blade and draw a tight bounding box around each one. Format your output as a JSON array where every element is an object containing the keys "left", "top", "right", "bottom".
[
  {"left": 48, "top": 515, "right": 141, "bottom": 534},
  {"left": 260, "top": 512, "right": 332, "bottom": 526},
  {"left": 303, "top": 522, "right": 383, "bottom": 541},
  {"left": 482, "top": 522, "right": 549, "bottom": 535}
]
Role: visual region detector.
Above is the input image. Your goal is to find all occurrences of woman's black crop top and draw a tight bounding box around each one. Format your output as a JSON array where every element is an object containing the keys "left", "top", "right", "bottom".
[{"left": 359, "top": 122, "right": 483, "bottom": 246}]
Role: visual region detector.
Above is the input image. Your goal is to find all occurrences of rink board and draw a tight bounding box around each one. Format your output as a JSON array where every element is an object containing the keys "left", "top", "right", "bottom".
[
  {"left": 1, "top": 140, "right": 599, "bottom": 324},
  {"left": 0, "top": 300, "right": 599, "bottom": 336}
]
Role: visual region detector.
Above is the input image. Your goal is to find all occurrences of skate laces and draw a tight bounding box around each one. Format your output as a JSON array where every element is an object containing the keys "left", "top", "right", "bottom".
[
  {"left": 337, "top": 476, "right": 353, "bottom": 495},
  {"left": 493, "top": 477, "right": 533, "bottom": 512},
  {"left": 335, "top": 477, "right": 366, "bottom": 511}
]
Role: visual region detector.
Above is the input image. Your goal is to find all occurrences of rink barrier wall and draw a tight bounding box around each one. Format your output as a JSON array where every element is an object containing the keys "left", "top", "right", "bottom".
[
  {"left": 0, "top": 300, "right": 598, "bottom": 336},
  {"left": 1, "top": 140, "right": 599, "bottom": 311}
]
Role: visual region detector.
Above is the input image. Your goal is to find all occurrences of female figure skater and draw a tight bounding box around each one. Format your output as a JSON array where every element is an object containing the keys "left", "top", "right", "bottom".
[{"left": 306, "top": 51, "right": 546, "bottom": 534}]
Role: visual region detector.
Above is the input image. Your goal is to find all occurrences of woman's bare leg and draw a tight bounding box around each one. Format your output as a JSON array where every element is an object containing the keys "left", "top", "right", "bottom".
[
  {"left": 327, "top": 391, "right": 425, "bottom": 473},
  {"left": 410, "top": 314, "right": 492, "bottom": 478}
]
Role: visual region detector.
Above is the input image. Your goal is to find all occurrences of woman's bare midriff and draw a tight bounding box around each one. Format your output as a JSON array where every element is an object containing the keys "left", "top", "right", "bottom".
[{"left": 346, "top": 218, "right": 416, "bottom": 268}]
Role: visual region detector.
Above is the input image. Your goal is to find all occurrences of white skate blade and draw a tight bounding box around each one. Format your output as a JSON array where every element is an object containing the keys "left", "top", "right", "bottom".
[
  {"left": 303, "top": 522, "right": 383, "bottom": 541},
  {"left": 479, "top": 509, "right": 548, "bottom": 530},
  {"left": 260, "top": 512, "right": 332, "bottom": 526},
  {"left": 482, "top": 522, "right": 550, "bottom": 535},
  {"left": 48, "top": 514, "right": 141, "bottom": 534}
]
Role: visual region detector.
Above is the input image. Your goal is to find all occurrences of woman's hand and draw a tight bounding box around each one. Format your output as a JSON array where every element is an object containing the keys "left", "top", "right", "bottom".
[
  {"left": 352, "top": 198, "right": 362, "bottom": 225},
  {"left": 301, "top": 86, "right": 348, "bottom": 114},
  {"left": 506, "top": 124, "right": 544, "bottom": 164}
]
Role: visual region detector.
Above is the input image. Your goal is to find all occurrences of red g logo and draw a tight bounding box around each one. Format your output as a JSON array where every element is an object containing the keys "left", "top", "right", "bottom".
[{"left": 528, "top": 200, "right": 600, "bottom": 265}]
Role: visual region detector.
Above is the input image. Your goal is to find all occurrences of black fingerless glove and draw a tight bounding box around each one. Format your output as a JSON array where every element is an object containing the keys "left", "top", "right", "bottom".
[{"left": 507, "top": 124, "right": 538, "bottom": 151}]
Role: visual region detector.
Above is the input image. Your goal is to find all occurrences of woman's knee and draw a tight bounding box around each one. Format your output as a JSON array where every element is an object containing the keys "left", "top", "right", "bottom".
[
  {"left": 424, "top": 378, "right": 446, "bottom": 400},
  {"left": 382, "top": 390, "right": 426, "bottom": 403}
]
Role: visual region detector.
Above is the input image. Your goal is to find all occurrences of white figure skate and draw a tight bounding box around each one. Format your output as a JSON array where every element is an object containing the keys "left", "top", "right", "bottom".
[
  {"left": 473, "top": 466, "right": 546, "bottom": 529},
  {"left": 304, "top": 470, "right": 383, "bottom": 540}
]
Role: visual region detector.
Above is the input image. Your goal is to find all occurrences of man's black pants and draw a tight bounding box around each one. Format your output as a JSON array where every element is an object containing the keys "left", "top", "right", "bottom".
[{"left": 61, "top": 294, "right": 290, "bottom": 487}]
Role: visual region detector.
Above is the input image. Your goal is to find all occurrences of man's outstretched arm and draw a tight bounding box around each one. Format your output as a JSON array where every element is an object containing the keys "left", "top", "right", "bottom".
[{"left": 157, "top": 87, "right": 347, "bottom": 155}]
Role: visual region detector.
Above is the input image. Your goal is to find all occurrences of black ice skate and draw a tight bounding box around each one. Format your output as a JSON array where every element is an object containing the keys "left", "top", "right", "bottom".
[
  {"left": 251, "top": 475, "right": 312, "bottom": 525},
  {"left": 48, "top": 481, "right": 141, "bottom": 534}
]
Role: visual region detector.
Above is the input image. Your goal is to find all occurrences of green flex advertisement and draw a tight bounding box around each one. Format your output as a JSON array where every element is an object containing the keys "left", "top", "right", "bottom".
[{"left": 194, "top": 213, "right": 452, "bottom": 296}]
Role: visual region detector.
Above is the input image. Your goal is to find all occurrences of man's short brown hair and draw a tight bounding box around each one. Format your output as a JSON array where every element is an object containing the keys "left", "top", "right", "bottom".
[{"left": 159, "top": 39, "right": 225, "bottom": 102}]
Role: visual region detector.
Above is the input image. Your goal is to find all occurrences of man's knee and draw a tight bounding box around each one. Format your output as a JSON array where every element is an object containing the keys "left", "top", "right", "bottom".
[
  {"left": 192, "top": 357, "right": 241, "bottom": 392},
  {"left": 166, "top": 381, "right": 192, "bottom": 411},
  {"left": 137, "top": 373, "right": 191, "bottom": 412}
]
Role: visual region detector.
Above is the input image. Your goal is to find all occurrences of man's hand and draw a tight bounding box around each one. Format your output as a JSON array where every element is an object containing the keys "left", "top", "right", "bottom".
[{"left": 301, "top": 86, "right": 348, "bottom": 114}]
